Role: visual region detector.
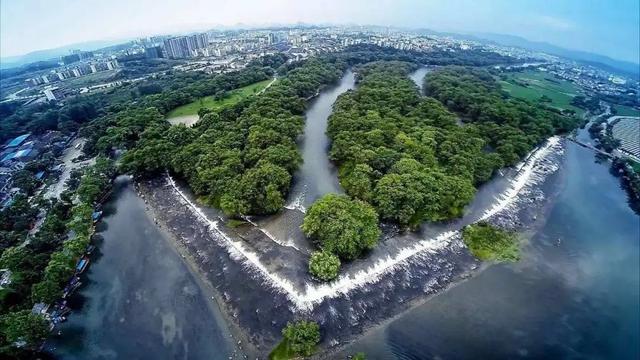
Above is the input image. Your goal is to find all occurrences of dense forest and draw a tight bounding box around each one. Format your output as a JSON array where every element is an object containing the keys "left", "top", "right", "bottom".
[
  {"left": 116, "top": 47, "right": 521, "bottom": 218},
  {"left": 424, "top": 66, "right": 581, "bottom": 165},
  {"left": 337, "top": 44, "right": 520, "bottom": 67},
  {"left": 120, "top": 57, "right": 347, "bottom": 215},
  {"left": 326, "top": 62, "right": 580, "bottom": 227},
  {"left": 0, "top": 56, "right": 282, "bottom": 144}
]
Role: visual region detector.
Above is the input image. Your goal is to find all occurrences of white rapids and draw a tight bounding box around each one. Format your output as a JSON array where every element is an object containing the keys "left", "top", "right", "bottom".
[
  {"left": 242, "top": 215, "right": 300, "bottom": 251},
  {"left": 284, "top": 188, "right": 307, "bottom": 213},
  {"left": 166, "top": 136, "right": 563, "bottom": 311}
]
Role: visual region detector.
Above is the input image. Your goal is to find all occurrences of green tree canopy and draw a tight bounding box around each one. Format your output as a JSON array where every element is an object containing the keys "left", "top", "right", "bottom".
[
  {"left": 281, "top": 320, "right": 321, "bottom": 357},
  {"left": 0, "top": 310, "right": 49, "bottom": 348},
  {"left": 302, "top": 194, "right": 380, "bottom": 260},
  {"left": 308, "top": 251, "right": 341, "bottom": 281}
]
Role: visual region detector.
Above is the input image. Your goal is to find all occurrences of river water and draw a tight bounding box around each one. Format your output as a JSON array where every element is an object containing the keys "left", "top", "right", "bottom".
[
  {"left": 287, "top": 70, "right": 355, "bottom": 210},
  {"left": 408, "top": 67, "right": 431, "bottom": 94},
  {"left": 46, "top": 178, "right": 238, "bottom": 359}
]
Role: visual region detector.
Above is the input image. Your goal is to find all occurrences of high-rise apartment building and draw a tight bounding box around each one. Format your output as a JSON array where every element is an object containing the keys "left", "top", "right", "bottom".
[{"left": 163, "top": 33, "right": 209, "bottom": 59}]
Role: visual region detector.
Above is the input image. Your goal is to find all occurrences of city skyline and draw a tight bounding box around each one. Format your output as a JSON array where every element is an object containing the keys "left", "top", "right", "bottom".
[{"left": 1, "top": 0, "right": 639, "bottom": 64}]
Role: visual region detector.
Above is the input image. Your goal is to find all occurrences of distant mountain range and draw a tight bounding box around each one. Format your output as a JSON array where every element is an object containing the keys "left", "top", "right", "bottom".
[
  {"left": 473, "top": 33, "right": 639, "bottom": 77},
  {"left": 0, "top": 39, "right": 131, "bottom": 69},
  {"left": 417, "top": 29, "right": 639, "bottom": 78}
]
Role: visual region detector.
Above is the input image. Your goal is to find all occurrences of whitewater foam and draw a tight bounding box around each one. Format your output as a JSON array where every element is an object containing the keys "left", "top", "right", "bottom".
[
  {"left": 242, "top": 216, "right": 300, "bottom": 251},
  {"left": 284, "top": 189, "right": 307, "bottom": 213},
  {"left": 166, "top": 136, "right": 563, "bottom": 310}
]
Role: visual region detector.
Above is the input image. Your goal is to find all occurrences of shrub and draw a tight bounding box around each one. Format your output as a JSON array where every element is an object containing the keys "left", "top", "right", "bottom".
[
  {"left": 281, "top": 320, "right": 321, "bottom": 357},
  {"left": 309, "top": 251, "right": 341, "bottom": 281},
  {"left": 462, "top": 222, "right": 519, "bottom": 261}
]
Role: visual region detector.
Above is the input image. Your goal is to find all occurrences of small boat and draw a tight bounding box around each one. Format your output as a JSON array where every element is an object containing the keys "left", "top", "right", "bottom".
[{"left": 75, "top": 257, "right": 90, "bottom": 273}]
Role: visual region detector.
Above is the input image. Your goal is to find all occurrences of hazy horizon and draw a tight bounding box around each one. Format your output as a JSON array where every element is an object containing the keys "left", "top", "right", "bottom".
[{"left": 1, "top": 0, "right": 639, "bottom": 64}]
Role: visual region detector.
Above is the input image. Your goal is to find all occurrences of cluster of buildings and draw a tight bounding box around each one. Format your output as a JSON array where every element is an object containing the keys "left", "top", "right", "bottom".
[
  {"left": 162, "top": 33, "right": 210, "bottom": 58},
  {"left": 5, "top": 25, "right": 638, "bottom": 115},
  {"left": 542, "top": 62, "right": 638, "bottom": 98},
  {"left": 0, "top": 132, "right": 72, "bottom": 208},
  {"left": 129, "top": 27, "right": 488, "bottom": 74},
  {"left": 610, "top": 117, "right": 640, "bottom": 161},
  {"left": 27, "top": 58, "right": 120, "bottom": 87}
]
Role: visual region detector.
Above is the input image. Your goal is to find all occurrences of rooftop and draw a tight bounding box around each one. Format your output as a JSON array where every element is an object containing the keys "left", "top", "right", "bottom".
[{"left": 5, "top": 134, "right": 31, "bottom": 148}]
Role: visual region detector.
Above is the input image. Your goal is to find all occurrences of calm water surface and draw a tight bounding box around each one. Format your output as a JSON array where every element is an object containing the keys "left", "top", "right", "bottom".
[
  {"left": 288, "top": 70, "right": 355, "bottom": 208},
  {"left": 47, "top": 180, "right": 237, "bottom": 359}
]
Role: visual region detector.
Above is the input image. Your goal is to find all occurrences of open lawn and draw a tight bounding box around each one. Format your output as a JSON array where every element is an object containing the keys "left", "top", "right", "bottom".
[
  {"left": 613, "top": 104, "right": 640, "bottom": 117},
  {"left": 166, "top": 79, "right": 273, "bottom": 118},
  {"left": 499, "top": 70, "right": 585, "bottom": 116},
  {"left": 269, "top": 339, "right": 294, "bottom": 360}
]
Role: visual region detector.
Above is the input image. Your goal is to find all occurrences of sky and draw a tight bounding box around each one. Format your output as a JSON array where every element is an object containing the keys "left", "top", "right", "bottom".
[{"left": 1, "top": 0, "right": 639, "bottom": 63}]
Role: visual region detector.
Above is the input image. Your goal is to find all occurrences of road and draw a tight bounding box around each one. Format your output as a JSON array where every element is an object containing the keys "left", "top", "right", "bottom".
[{"left": 43, "top": 138, "right": 95, "bottom": 200}]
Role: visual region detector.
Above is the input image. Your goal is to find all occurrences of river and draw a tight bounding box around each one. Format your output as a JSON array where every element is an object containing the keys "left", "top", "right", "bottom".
[
  {"left": 287, "top": 70, "right": 355, "bottom": 209},
  {"left": 46, "top": 178, "right": 239, "bottom": 359},
  {"left": 408, "top": 67, "right": 431, "bottom": 94}
]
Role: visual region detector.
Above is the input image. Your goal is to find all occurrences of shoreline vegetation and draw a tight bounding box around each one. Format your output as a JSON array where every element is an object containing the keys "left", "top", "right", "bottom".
[
  {"left": 303, "top": 61, "right": 580, "bottom": 279},
  {"left": 0, "top": 157, "right": 116, "bottom": 356},
  {"left": 587, "top": 114, "right": 640, "bottom": 215},
  {"left": 462, "top": 222, "right": 520, "bottom": 262},
  {"left": 73, "top": 47, "right": 579, "bottom": 358},
  {"left": 269, "top": 321, "right": 320, "bottom": 359}
]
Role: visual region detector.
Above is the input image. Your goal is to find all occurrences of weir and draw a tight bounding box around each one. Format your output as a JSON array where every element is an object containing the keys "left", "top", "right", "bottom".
[
  {"left": 166, "top": 136, "right": 563, "bottom": 310},
  {"left": 163, "top": 67, "right": 565, "bottom": 311}
]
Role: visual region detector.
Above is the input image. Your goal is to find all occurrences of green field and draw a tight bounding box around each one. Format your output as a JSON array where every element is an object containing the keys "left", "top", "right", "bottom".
[
  {"left": 613, "top": 104, "right": 640, "bottom": 117},
  {"left": 268, "top": 339, "right": 293, "bottom": 360},
  {"left": 166, "top": 79, "right": 273, "bottom": 118},
  {"left": 499, "top": 70, "right": 585, "bottom": 116}
]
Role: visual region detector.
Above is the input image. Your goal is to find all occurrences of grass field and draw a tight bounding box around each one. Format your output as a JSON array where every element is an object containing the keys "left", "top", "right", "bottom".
[
  {"left": 499, "top": 70, "right": 585, "bottom": 116},
  {"left": 613, "top": 104, "right": 640, "bottom": 117},
  {"left": 268, "top": 339, "right": 293, "bottom": 360},
  {"left": 166, "top": 79, "right": 273, "bottom": 118}
]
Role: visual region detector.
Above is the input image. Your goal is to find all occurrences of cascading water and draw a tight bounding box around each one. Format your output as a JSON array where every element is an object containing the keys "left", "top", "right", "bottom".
[{"left": 166, "top": 136, "right": 563, "bottom": 311}]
